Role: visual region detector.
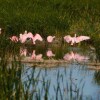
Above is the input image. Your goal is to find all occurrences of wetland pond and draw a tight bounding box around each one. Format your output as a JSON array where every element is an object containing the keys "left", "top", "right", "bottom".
[{"left": 0, "top": 43, "right": 100, "bottom": 100}]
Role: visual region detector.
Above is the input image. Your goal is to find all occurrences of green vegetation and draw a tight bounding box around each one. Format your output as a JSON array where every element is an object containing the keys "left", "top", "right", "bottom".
[
  {"left": 0, "top": 1, "right": 100, "bottom": 99},
  {"left": 0, "top": 0, "right": 99, "bottom": 59},
  {"left": 0, "top": 0, "right": 100, "bottom": 60},
  {"left": 0, "top": 0, "right": 100, "bottom": 38}
]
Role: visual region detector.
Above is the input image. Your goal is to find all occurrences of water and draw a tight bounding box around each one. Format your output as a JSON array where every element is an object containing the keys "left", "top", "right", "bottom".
[
  {"left": 22, "top": 64, "right": 100, "bottom": 100},
  {"left": 0, "top": 43, "right": 100, "bottom": 100}
]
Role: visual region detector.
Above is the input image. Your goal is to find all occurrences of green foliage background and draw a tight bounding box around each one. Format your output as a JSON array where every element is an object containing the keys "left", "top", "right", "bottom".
[{"left": 0, "top": 0, "right": 100, "bottom": 39}]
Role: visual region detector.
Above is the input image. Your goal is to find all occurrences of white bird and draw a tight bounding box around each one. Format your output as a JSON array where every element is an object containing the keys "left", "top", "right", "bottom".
[
  {"left": 47, "top": 36, "right": 55, "bottom": 43},
  {"left": 64, "top": 34, "right": 90, "bottom": 45}
]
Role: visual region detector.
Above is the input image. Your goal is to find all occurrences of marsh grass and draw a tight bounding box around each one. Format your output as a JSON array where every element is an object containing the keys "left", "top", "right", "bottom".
[
  {"left": 0, "top": 0, "right": 100, "bottom": 50},
  {"left": 0, "top": 0, "right": 100, "bottom": 38},
  {"left": 0, "top": 0, "right": 100, "bottom": 99},
  {"left": 0, "top": 42, "right": 99, "bottom": 100}
]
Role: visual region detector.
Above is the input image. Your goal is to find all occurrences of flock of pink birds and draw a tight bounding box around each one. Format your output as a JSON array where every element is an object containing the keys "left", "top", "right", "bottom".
[
  {"left": 10, "top": 30, "right": 43, "bottom": 44},
  {"left": 0, "top": 28, "right": 90, "bottom": 62},
  {"left": 5, "top": 30, "right": 90, "bottom": 45}
]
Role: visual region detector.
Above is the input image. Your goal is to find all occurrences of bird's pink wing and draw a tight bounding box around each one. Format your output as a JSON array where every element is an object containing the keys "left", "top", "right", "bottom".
[
  {"left": 76, "top": 36, "right": 90, "bottom": 43},
  {"left": 34, "top": 34, "right": 43, "bottom": 41},
  {"left": 47, "top": 36, "right": 53, "bottom": 42},
  {"left": 27, "top": 32, "right": 34, "bottom": 39},
  {"left": 64, "top": 35, "right": 72, "bottom": 43}
]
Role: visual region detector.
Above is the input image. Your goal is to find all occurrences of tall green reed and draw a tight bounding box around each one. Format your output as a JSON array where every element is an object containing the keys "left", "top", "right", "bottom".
[{"left": 0, "top": 0, "right": 100, "bottom": 38}]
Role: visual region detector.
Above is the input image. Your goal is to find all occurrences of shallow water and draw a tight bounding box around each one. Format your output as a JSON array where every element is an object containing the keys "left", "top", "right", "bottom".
[
  {"left": 22, "top": 64, "right": 100, "bottom": 100},
  {"left": 0, "top": 44, "right": 100, "bottom": 100}
]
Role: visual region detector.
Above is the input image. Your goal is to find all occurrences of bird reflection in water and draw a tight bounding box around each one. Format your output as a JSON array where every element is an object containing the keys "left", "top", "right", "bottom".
[
  {"left": 19, "top": 47, "right": 89, "bottom": 62},
  {"left": 31, "top": 50, "right": 43, "bottom": 61},
  {"left": 20, "top": 47, "right": 27, "bottom": 57},
  {"left": 46, "top": 49, "right": 55, "bottom": 59},
  {"left": 63, "top": 51, "right": 89, "bottom": 62}
]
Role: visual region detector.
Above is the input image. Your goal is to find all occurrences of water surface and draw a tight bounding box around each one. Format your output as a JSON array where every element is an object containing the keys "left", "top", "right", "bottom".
[{"left": 0, "top": 44, "right": 100, "bottom": 100}]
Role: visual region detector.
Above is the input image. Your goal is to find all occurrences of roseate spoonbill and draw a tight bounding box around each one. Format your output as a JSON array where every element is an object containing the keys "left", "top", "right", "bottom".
[
  {"left": 63, "top": 51, "right": 89, "bottom": 62},
  {"left": 46, "top": 49, "right": 55, "bottom": 59},
  {"left": 19, "top": 31, "right": 43, "bottom": 45},
  {"left": 26, "top": 32, "right": 34, "bottom": 43},
  {"left": 19, "top": 31, "right": 34, "bottom": 43},
  {"left": 10, "top": 36, "right": 19, "bottom": 42},
  {"left": 64, "top": 34, "right": 90, "bottom": 45},
  {"left": 31, "top": 50, "right": 43, "bottom": 60},
  {"left": 19, "top": 34, "right": 27, "bottom": 43},
  {"left": 47, "top": 36, "right": 55, "bottom": 43},
  {"left": 19, "top": 30, "right": 28, "bottom": 43}
]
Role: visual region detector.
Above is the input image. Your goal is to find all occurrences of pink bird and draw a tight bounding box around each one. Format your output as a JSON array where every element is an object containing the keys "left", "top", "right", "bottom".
[
  {"left": 10, "top": 36, "right": 19, "bottom": 43},
  {"left": 19, "top": 30, "right": 34, "bottom": 43},
  {"left": 19, "top": 31, "right": 28, "bottom": 43},
  {"left": 26, "top": 32, "right": 34, "bottom": 40},
  {"left": 46, "top": 49, "right": 55, "bottom": 59},
  {"left": 19, "top": 31, "right": 43, "bottom": 45},
  {"left": 64, "top": 34, "right": 90, "bottom": 45},
  {"left": 47, "top": 36, "right": 55, "bottom": 43},
  {"left": 31, "top": 50, "right": 43, "bottom": 60},
  {"left": 63, "top": 51, "right": 89, "bottom": 62}
]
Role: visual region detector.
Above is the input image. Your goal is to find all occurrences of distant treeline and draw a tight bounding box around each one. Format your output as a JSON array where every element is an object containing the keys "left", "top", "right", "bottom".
[{"left": 0, "top": 0, "right": 100, "bottom": 38}]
